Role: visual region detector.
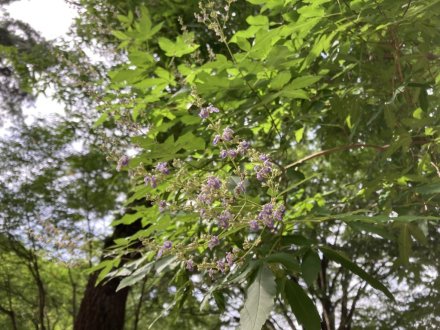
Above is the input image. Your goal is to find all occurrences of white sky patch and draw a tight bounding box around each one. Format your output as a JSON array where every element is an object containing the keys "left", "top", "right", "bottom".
[
  {"left": 2, "top": 0, "right": 77, "bottom": 126},
  {"left": 22, "top": 87, "right": 66, "bottom": 125},
  {"left": 5, "top": 0, "right": 77, "bottom": 40}
]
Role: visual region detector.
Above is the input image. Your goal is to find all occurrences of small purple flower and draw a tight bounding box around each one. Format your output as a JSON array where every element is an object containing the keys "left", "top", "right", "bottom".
[
  {"left": 263, "top": 217, "right": 274, "bottom": 228},
  {"left": 222, "top": 127, "right": 234, "bottom": 142},
  {"left": 163, "top": 240, "right": 172, "bottom": 249},
  {"left": 151, "top": 176, "right": 157, "bottom": 188},
  {"left": 206, "top": 176, "right": 222, "bottom": 190},
  {"left": 235, "top": 181, "right": 246, "bottom": 194},
  {"left": 259, "top": 154, "right": 269, "bottom": 161},
  {"left": 261, "top": 203, "right": 274, "bottom": 216},
  {"left": 255, "top": 161, "right": 272, "bottom": 181},
  {"left": 199, "top": 107, "right": 210, "bottom": 119},
  {"left": 157, "top": 248, "right": 164, "bottom": 258},
  {"left": 144, "top": 175, "right": 158, "bottom": 188},
  {"left": 200, "top": 105, "right": 220, "bottom": 119},
  {"left": 116, "top": 155, "right": 129, "bottom": 171},
  {"left": 258, "top": 202, "right": 278, "bottom": 228},
  {"left": 238, "top": 141, "right": 250, "bottom": 154},
  {"left": 226, "top": 252, "right": 234, "bottom": 266},
  {"left": 274, "top": 204, "right": 286, "bottom": 221},
  {"left": 186, "top": 259, "right": 195, "bottom": 271},
  {"left": 249, "top": 220, "right": 259, "bottom": 231},
  {"left": 218, "top": 210, "right": 232, "bottom": 228},
  {"left": 213, "top": 134, "right": 221, "bottom": 145},
  {"left": 207, "top": 105, "right": 220, "bottom": 113},
  {"left": 220, "top": 150, "right": 228, "bottom": 159},
  {"left": 155, "top": 162, "right": 169, "bottom": 175},
  {"left": 208, "top": 236, "right": 220, "bottom": 250},
  {"left": 228, "top": 149, "right": 238, "bottom": 158},
  {"left": 158, "top": 200, "right": 167, "bottom": 212},
  {"left": 157, "top": 241, "right": 171, "bottom": 259},
  {"left": 217, "top": 259, "right": 226, "bottom": 273},
  {"left": 197, "top": 192, "right": 211, "bottom": 205}
]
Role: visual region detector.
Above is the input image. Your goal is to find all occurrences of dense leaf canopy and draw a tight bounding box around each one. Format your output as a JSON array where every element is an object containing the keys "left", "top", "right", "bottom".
[{"left": 1, "top": 0, "right": 440, "bottom": 329}]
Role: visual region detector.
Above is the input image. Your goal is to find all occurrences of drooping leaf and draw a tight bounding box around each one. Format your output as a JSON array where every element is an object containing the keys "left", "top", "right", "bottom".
[
  {"left": 284, "top": 280, "right": 321, "bottom": 330},
  {"left": 239, "top": 265, "right": 276, "bottom": 330},
  {"left": 319, "top": 246, "right": 394, "bottom": 300},
  {"left": 398, "top": 224, "right": 411, "bottom": 265},
  {"left": 301, "top": 250, "right": 321, "bottom": 286},
  {"left": 265, "top": 252, "right": 301, "bottom": 273},
  {"left": 287, "top": 75, "right": 322, "bottom": 89}
]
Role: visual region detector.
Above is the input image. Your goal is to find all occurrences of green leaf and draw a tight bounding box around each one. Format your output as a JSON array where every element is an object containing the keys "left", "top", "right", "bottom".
[
  {"left": 158, "top": 34, "right": 199, "bottom": 57},
  {"left": 112, "top": 30, "right": 129, "bottom": 40},
  {"left": 116, "top": 262, "right": 153, "bottom": 291},
  {"left": 301, "top": 250, "right": 321, "bottom": 286},
  {"left": 412, "top": 107, "right": 424, "bottom": 119},
  {"left": 295, "top": 127, "right": 305, "bottom": 142},
  {"left": 408, "top": 223, "right": 428, "bottom": 245},
  {"left": 281, "top": 88, "right": 309, "bottom": 99},
  {"left": 415, "top": 183, "right": 440, "bottom": 195},
  {"left": 286, "top": 75, "right": 322, "bottom": 89},
  {"left": 155, "top": 255, "right": 178, "bottom": 274},
  {"left": 246, "top": 15, "right": 269, "bottom": 26},
  {"left": 175, "top": 132, "right": 205, "bottom": 151},
  {"left": 398, "top": 224, "right": 411, "bottom": 265},
  {"left": 284, "top": 280, "right": 321, "bottom": 330},
  {"left": 319, "top": 246, "right": 394, "bottom": 300},
  {"left": 239, "top": 265, "right": 276, "bottom": 330},
  {"left": 419, "top": 88, "right": 429, "bottom": 111},
  {"left": 93, "top": 113, "right": 108, "bottom": 127},
  {"left": 265, "top": 252, "right": 301, "bottom": 273},
  {"left": 270, "top": 71, "right": 291, "bottom": 90}
]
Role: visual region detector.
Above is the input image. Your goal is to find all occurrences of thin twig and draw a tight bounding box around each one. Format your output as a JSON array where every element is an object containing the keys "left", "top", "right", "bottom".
[
  {"left": 285, "top": 143, "right": 389, "bottom": 169},
  {"left": 401, "top": 0, "right": 412, "bottom": 18}
]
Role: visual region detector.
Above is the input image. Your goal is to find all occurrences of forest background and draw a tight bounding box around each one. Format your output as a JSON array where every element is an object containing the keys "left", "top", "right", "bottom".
[{"left": 1, "top": 0, "right": 440, "bottom": 329}]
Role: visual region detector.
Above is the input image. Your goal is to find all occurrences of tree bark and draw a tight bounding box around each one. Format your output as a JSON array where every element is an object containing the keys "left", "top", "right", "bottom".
[
  {"left": 74, "top": 271, "right": 130, "bottom": 330},
  {"left": 74, "top": 219, "right": 143, "bottom": 330}
]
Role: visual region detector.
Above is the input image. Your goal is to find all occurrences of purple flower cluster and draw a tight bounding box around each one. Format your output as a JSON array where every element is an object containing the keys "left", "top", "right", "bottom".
[
  {"left": 249, "top": 220, "right": 259, "bottom": 231},
  {"left": 116, "top": 155, "right": 129, "bottom": 171},
  {"left": 144, "top": 162, "right": 170, "bottom": 189},
  {"left": 237, "top": 141, "right": 251, "bottom": 155},
  {"left": 218, "top": 210, "right": 233, "bottom": 228},
  {"left": 199, "top": 105, "right": 220, "bottom": 119},
  {"left": 226, "top": 252, "right": 234, "bottom": 266},
  {"left": 257, "top": 202, "right": 286, "bottom": 228},
  {"left": 222, "top": 127, "right": 234, "bottom": 141},
  {"left": 198, "top": 176, "right": 222, "bottom": 204},
  {"left": 254, "top": 155, "right": 273, "bottom": 181},
  {"left": 186, "top": 259, "right": 195, "bottom": 271},
  {"left": 158, "top": 200, "right": 167, "bottom": 212},
  {"left": 207, "top": 176, "right": 222, "bottom": 189},
  {"left": 213, "top": 127, "right": 235, "bottom": 145},
  {"left": 216, "top": 259, "right": 226, "bottom": 273},
  {"left": 234, "top": 181, "right": 246, "bottom": 195},
  {"left": 144, "top": 175, "right": 157, "bottom": 188},
  {"left": 155, "top": 162, "right": 170, "bottom": 175},
  {"left": 208, "top": 235, "right": 220, "bottom": 250},
  {"left": 157, "top": 240, "right": 173, "bottom": 258},
  {"left": 220, "top": 149, "right": 238, "bottom": 159}
]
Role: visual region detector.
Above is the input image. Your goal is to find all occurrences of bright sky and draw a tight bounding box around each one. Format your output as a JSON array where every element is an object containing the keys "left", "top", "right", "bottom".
[
  {"left": 5, "top": 0, "right": 77, "bottom": 40},
  {"left": 3, "top": 0, "right": 78, "bottom": 124}
]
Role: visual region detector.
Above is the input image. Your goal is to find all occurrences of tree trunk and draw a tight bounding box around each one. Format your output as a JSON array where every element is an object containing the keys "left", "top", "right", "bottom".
[
  {"left": 74, "top": 218, "right": 143, "bottom": 330},
  {"left": 74, "top": 272, "right": 130, "bottom": 330}
]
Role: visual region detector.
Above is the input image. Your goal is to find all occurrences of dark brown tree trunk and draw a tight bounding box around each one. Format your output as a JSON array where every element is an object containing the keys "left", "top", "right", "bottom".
[
  {"left": 74, "top": 272, "right": 130, "bottom": 330},
  {"left": 74, "top": 218, "right": 143, "bottom": 330}
]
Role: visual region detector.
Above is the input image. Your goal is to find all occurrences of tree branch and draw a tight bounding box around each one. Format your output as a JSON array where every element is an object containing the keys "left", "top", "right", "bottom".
[{"left": 286, "top": 143, "right": 388, "bottom": 169}]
